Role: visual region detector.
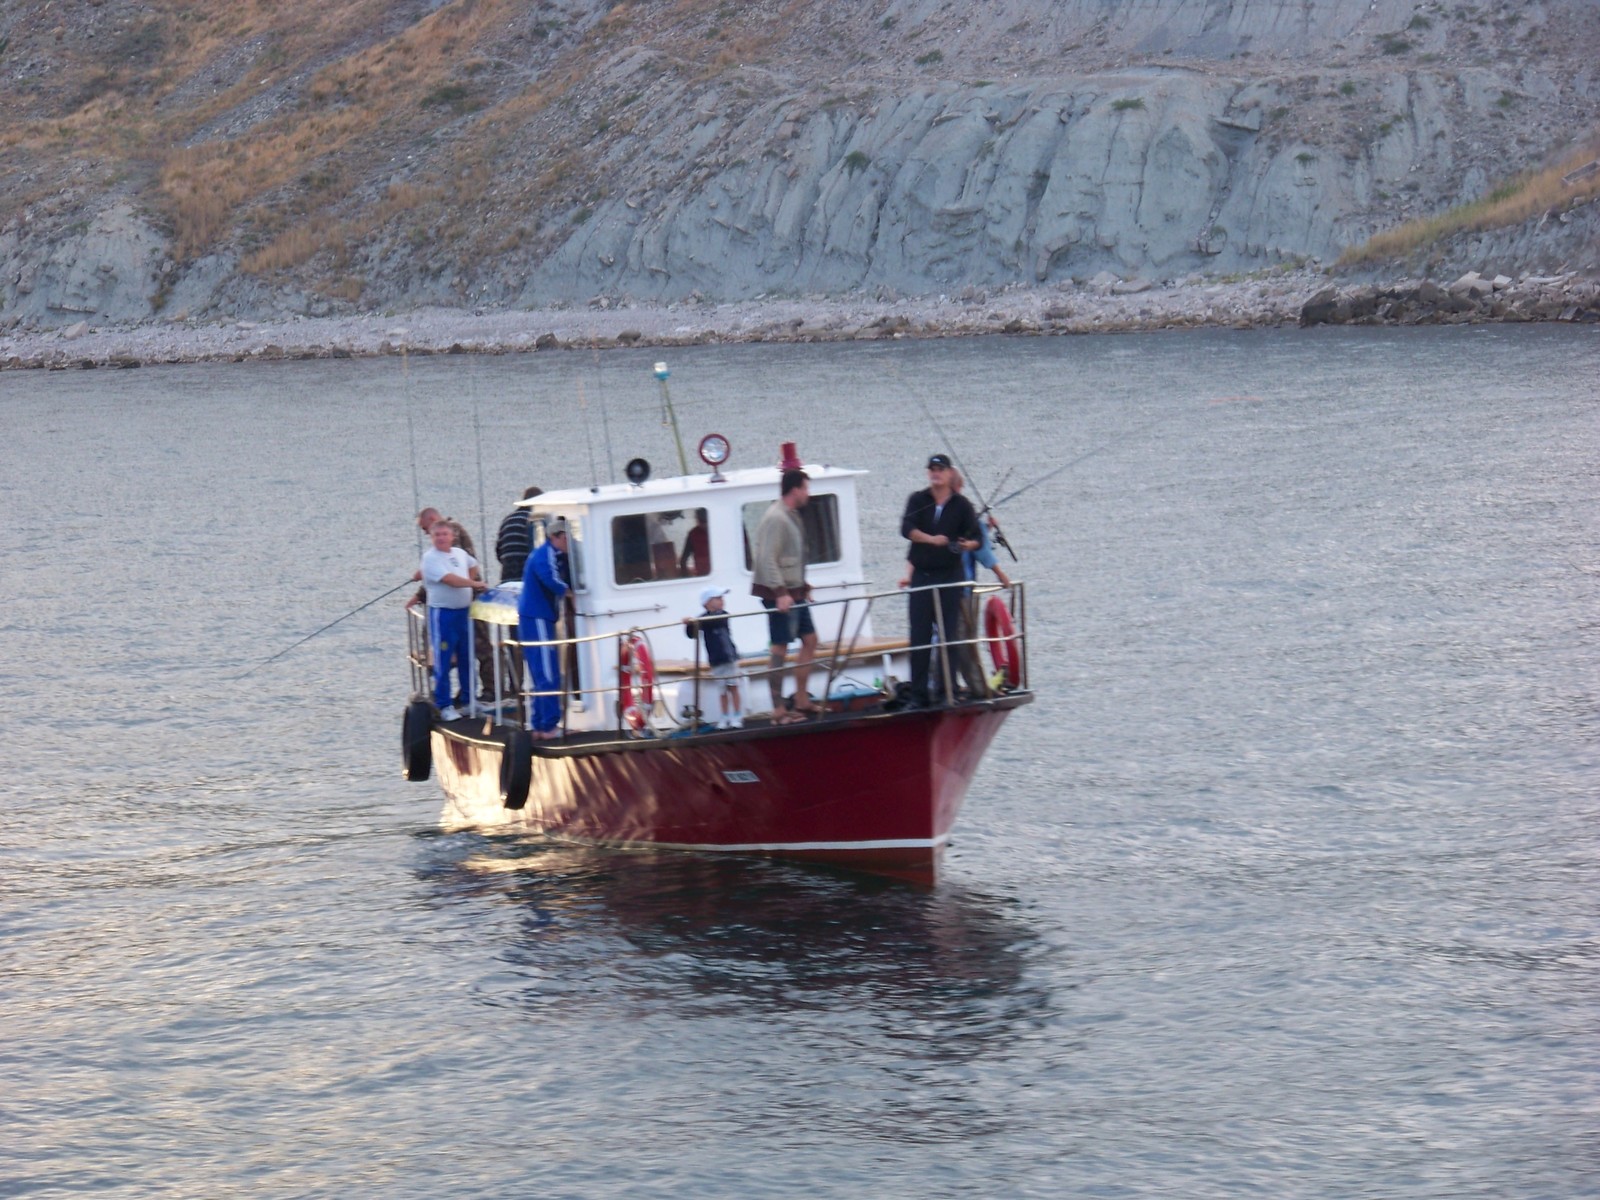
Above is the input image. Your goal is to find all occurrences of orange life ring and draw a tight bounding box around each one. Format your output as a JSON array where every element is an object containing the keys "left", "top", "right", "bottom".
[
  {"left": 983, "top": 595, "right": 1020, "bottom": 688},
  {"left": 618, "top": 633, "right": 656, "bottom": 731}
]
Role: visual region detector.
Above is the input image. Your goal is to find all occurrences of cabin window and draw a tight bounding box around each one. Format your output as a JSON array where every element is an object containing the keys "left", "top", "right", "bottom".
[
  {"left": 611, "top": 508, "right": 711, "bottom": 586},
  {"left": 741, "top": 493, "right": 841, "bottom": 570}
]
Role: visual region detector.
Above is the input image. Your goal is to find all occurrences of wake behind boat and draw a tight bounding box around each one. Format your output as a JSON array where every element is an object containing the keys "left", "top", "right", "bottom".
[{"left": 402, "top": 430, "right": 1032, "bottom": 882}]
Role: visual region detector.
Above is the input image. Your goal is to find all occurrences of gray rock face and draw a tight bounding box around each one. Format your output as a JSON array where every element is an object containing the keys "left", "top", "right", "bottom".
[
  {"left": 0, "top": 0, "right": 1595, "bottom": 325},
  {"left": 524, "top": 66, "right": 1534, "bottom": 301},
  {"left": 0, "top": 203, "right": 166, "bottom": 327}
]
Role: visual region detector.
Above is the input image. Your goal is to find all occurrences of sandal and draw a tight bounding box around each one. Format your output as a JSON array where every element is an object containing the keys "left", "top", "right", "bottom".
[{"left": 772, "top": 710, "right": 806, "bottom": 725}]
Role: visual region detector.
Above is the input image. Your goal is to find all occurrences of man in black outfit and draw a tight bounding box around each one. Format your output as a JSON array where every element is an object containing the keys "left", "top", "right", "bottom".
[
  {"left": 495, "top": 485, "right": 543, "bottom": 583},
  {"left": 900, "top": 453, "right": 981, "bottom": 706}
]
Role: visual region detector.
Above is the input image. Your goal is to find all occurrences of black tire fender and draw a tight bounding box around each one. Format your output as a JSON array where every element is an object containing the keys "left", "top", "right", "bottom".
[
  {"left": 500, "top": 727, "right": 533, "bottom": 810},
  {"left": 402, "top": 699, "right": 434, "bottom": 782}
]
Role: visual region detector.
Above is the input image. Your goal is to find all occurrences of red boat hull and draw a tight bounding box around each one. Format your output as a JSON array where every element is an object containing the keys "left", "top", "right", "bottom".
[{"left": 430, "top": 698, "right": 1027, "bottom": 879}]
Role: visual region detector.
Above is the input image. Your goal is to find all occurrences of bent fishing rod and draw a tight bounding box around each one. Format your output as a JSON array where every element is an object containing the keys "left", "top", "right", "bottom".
[
  {"left": 910, "top": 392, "right": 1019, "bottom": 561},
  {"left": 236, "top": 577, "right": 416, "bottom": 679}
]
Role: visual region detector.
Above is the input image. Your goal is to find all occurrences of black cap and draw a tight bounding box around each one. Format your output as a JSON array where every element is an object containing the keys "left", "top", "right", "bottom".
[{"left": 926, "top": 453, "right": 952, "bottom": 469}]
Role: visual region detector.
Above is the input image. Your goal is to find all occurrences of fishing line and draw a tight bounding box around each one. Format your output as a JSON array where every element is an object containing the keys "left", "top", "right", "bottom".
[
  {"left": 992, "top": 411, "right": 1169, "bottom": 509},
  {"left": 236, "top": 578, "right": 415, "bottom": 679},
  {"left": 403, "top": 346, "right": 423, "bottom": 555}
]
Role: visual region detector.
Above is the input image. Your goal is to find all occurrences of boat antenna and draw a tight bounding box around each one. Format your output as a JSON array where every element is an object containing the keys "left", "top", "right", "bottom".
[
  {"left": 235, "top": 579, "right": 416, "bottom": 679},
  {"left": 991, "top": 411, "right": 1169, "bottom": 509},
  {"left": 402, "top": 344, "right": 423, "bottom": 555},
  {"left": 593, "top": 341, "right": 616, "bottom": 483},
  {"left": 577, "top": 377, "right": 599, "bottom": 489},
  {"left": 654, "top": 361, "right": 690, "bottom": 476},
  {"left": 470, "top": 361, "right": 489, "bottom": 564}
]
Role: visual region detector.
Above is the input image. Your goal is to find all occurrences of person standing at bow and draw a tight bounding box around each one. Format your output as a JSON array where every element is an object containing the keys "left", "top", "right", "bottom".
[{"left": 900, "top": 453, "right": 980, "bottom": 708}]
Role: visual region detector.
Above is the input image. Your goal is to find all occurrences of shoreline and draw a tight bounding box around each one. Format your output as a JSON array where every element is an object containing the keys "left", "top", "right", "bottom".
[{"left": 3, "top": 269, "right": 1596, "bottom": 369}]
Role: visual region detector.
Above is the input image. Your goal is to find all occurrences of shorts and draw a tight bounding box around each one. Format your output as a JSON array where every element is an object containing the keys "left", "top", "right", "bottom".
[
  {"left": 761, "top": 594, "right": 815, "bottom": 646},
  {"left": 710, "top": 660, "right": 741, "bottom": 681}
]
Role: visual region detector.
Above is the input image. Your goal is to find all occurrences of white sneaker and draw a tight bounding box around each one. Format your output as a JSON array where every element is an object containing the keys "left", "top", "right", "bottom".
[{"left": 439, "top": 705, "right": 462, "bottom": 720}]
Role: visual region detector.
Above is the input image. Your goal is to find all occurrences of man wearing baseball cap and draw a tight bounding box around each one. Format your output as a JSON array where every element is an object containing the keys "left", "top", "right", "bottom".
[{"left": 900, "top": 453, "right": 981, "bottom": 707}]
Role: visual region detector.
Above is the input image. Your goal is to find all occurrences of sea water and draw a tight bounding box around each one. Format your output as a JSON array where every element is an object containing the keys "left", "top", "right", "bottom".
[{"left": 2, "top": 325, "right": 1596, "bottom": 1197}]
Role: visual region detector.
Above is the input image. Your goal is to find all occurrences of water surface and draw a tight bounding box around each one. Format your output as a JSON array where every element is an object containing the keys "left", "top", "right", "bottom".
[{"left": 3, "top": 325, "right": 1597, "bottom": 1197}]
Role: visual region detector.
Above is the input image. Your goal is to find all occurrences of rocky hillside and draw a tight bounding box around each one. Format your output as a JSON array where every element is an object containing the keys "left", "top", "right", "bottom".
[{"left": 2, "top": 0, "right": 1597, "bottom": 328}]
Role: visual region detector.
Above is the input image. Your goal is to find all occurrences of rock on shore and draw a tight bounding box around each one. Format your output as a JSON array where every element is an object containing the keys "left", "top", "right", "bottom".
[{"left": 1300, "top": 272, "right": 1600, "bottom": 327}]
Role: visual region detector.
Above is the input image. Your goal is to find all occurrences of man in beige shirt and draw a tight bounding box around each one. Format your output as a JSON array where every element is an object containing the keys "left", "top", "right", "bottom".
[{"left": 750, "top": 468, "right": 817, "bottom": 722}]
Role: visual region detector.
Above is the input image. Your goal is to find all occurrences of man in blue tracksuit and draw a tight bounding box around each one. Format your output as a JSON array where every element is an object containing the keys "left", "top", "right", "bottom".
[
  {"left": 418, "top": 520, "right": 488, "bottom": 720},
  {"left": 518, "top": 518, "right": 570, "bottom": 738}
]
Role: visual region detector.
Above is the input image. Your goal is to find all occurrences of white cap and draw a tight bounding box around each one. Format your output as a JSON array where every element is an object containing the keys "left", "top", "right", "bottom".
[{"left": 699, "top": 586, "right": 730, "bottom": 607}]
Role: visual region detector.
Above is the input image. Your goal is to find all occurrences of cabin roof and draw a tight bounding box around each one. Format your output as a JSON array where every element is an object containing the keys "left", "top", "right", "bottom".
[{"left": 520, "top": 462, "right": 866, "bottom": 511}]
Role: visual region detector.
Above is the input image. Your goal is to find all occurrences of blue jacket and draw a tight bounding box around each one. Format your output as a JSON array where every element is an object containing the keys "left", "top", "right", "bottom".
[
  {"left": 684, "top": 609, "right": 737, "bottom": 667},
  {"left": 962, "top": 520, "right": 1000, "bottom": 581},
  {"left": 518, "top": 540, "right": 569, "bottom": 626}
]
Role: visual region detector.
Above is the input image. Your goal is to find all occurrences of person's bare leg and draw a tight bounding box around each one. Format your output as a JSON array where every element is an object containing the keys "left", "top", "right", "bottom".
[
  {"left": 767, "top": 646, "right": 786, "bottom": 712},
  {"left": 792, "top": 632, "right": 819, "bottom": 712}
]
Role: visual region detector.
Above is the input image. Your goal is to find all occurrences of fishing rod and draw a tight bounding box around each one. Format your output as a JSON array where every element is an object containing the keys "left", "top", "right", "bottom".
[
  {"left": 470, "top": 362, "right": 489, "bottom": 565},
  {"left": 909, "top": 392, "right": 1018, "bottom": 561},
  {"left": 991, "top": 411, "right": 1169, "bottom": 510},
  {"left": 236, "top": 578, "right": 415, "bottom": 679}
]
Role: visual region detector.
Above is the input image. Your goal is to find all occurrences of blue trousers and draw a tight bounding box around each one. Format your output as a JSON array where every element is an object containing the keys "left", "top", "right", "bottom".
[
  {"left": 523, "top": 615, "right": 563, "bottom": 732},
  {"left": 428, "top": 605, "right": 473, "bottom": 710}
]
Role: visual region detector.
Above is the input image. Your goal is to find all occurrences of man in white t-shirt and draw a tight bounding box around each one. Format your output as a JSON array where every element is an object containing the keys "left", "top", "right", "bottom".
[{"left": 419, "top": 521, "right": 487, "bottom": 720}]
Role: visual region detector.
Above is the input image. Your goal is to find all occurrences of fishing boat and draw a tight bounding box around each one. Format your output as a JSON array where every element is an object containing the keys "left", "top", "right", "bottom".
[{"left": 402, "top": 425, "right": 1032, "bottom": 882}]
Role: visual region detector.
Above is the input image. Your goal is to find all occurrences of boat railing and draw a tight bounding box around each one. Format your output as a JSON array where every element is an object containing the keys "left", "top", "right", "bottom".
[{"left": 407, "top": 579, "right": 1027, "bottom": 739}]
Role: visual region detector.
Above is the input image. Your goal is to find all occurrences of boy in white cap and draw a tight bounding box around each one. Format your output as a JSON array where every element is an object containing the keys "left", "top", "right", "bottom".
[{"left": 683, "top": 586, "right": 743, "bottom": 729}]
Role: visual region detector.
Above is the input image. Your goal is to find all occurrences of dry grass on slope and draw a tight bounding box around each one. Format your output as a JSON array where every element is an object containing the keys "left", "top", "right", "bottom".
[
  {"left": 1339, "top": 132, "right": 1600, "bottom": 267},
  {"left": 159, "top": 0, "right": 525, "bottom": 263}
]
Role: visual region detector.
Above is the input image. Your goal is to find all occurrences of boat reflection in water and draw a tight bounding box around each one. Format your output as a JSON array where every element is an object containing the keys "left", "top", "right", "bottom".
[{"left": 416, "top": 835, "right": 1058, "bottom": 1058}]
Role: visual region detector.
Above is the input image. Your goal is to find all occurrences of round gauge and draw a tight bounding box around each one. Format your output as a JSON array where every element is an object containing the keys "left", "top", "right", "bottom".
[{"left": 698, "top": 433, "right": 731, "bottom": 467}]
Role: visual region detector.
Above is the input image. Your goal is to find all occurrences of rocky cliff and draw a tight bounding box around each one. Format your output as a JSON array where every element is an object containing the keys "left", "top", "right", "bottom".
[{"left": 1, "top": 0, "right": 1597, "bottom": 327}]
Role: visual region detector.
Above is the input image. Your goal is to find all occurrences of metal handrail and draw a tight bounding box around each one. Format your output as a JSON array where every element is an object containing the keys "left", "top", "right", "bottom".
[{"left": 408, "top": 579, "right": 1026, "bottom": 737}]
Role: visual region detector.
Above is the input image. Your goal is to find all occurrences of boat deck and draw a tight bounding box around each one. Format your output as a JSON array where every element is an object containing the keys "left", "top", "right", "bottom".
[{"left": 435, "top": 691, "right": 1033, "bottom": 758}]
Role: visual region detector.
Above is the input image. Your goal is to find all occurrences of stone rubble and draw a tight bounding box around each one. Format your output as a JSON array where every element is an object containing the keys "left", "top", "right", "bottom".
[{"left": 4, "top": 267, "right": 1597, "bottom": 370}]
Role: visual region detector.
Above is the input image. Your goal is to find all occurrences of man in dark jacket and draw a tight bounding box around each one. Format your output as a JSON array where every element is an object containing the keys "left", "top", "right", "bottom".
[
  {"left": 900, "top": 453, "right": 980, "bottom": 707},
  {"left": 495, "top": 486, "right": 543, "bottom": 583}
]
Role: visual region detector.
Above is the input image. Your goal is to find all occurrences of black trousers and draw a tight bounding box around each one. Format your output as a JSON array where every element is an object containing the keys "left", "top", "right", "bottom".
[{"left": 908, "top": 568, "right": 965, "bottom": 703}]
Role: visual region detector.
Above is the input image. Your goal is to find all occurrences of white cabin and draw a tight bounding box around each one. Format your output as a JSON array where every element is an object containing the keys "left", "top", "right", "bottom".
[{"left": 472, "top": 451, "right": 893, "bottom": 734}]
